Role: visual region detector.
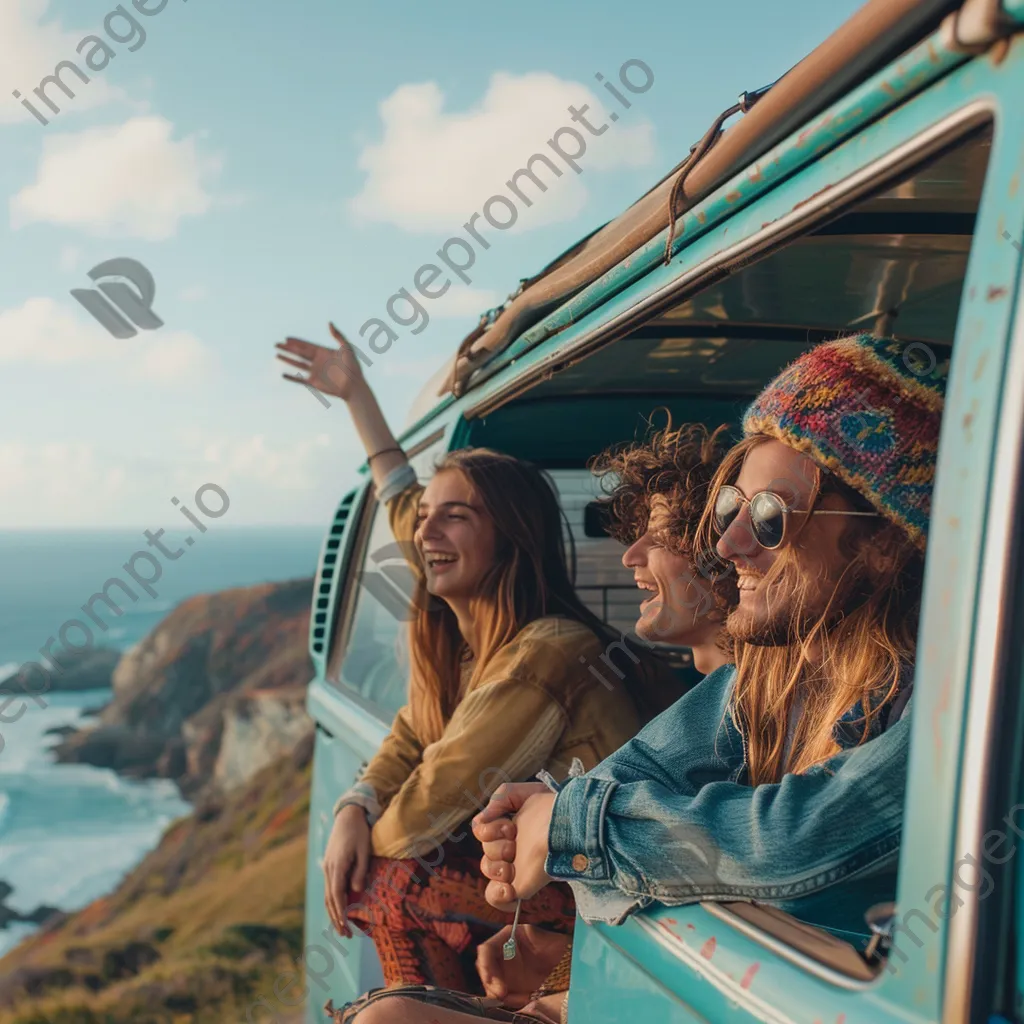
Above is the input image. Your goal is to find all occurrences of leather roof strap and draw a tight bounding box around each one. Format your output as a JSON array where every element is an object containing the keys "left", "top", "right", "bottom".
[
  {"left": 664, "top": 85, "right": 774, "bottom": 265},
  {"left": 441, "top": 0, "right": 968, "bottom": 399},
  {"left": 941, "top": 0, "right": 1017, "bottom": 52}
]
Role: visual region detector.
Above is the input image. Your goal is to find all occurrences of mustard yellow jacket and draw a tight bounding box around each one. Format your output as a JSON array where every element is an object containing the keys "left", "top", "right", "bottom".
[{"left": 335, "top": 480, "right": 679, "bottom": 860}]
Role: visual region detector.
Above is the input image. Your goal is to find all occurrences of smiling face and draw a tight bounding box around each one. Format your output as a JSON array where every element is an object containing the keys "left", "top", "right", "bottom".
[
  {"left": 414, "top": 469, "right": 498, "bottom": 603},
  {"left": 622, "top": 494, "right": 720, "bottom": 646},
  {"left": 714, "top": 439, "right": 864, "bottom": 645}
]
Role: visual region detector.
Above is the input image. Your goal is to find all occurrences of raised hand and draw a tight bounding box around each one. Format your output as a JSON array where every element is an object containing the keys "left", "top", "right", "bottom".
[
  {"left": 275, "top": 322, "right": 367, "bottom": 402},
  {"left": 473, "top": 783, "right": 556, "bottom": 911}
]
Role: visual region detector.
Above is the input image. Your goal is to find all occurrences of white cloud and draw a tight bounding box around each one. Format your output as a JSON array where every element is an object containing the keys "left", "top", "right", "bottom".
[
  {"left": 0, "top": 296, "right": 212, "bottom": 383},
  {"left": 130, "top": 330, "right": 216, "bottom": 383},
  {"left": 10, "top": 117, "right": 221, "bottom": 239},
  {"left": 0, "top": 431, "right": 347, "bottom": 528},
  {"left": 0, "top": 296, "right": 114, "bottom": 363},
  {"left": 198, "top": 433, "right": 334, "bottom": 490},
  {"left": 0, "top": 441, "right": 129, "bottom": 513},
  {"left": 0, "top": 0, "right": 125, "bottom": 125},
  {"left": 349, "top": 71, "right": 655, "bottom": 233}
]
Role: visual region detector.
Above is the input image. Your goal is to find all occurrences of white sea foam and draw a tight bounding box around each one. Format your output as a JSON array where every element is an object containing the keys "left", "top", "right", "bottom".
[{"left": 0, "top": 688, "right": 189, "bottom": 958}]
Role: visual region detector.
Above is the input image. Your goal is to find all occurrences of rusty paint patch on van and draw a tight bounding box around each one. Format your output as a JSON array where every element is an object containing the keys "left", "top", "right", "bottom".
[{"left": 973, "top": 349, "right": 989, "bottom": 381}]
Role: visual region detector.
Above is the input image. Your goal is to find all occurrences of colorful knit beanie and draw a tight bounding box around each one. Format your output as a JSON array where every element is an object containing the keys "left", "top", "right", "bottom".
[{"left": 742, "top": 334, "right": 948, "bottom": 550}]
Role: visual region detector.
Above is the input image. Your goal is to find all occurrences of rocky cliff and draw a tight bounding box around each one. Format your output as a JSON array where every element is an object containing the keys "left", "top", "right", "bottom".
[
  {"left": 54, "top": 577, "right": 316, "bottom": 797},
  {"left": 2, "top": 647, "right": 120, "bottom": 694}
]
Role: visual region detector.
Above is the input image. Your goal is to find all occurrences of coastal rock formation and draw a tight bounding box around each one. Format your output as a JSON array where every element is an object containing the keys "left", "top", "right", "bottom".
[
  {"left": 0, "top": 882, "right": 64, "bottom": 932},
  {"left": 0, "top": 737, "right": 314, "bottom": 1022},
  {"left": 1, "top": 647, "right": 119, "bottom": 694},
  {"left": 212, "top": 688, "right": 311, "bottom": 791},
  {"left": 54, "top": 578, "right": 315, "bottom": 796}
]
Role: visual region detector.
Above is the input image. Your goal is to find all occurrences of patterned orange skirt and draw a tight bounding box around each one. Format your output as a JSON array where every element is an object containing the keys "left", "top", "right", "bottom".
[{"left": 346, "top": 836, "right": 576, "bottom": 993}]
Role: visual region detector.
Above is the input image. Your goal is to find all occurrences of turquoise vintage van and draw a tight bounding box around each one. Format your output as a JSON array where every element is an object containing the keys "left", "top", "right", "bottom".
[{"left": 302, "top": 1, "right": 1024, "bottom": 1020}]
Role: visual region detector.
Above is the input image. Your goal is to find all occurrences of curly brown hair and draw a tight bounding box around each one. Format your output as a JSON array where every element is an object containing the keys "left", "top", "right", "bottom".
[{"left": 589, "top": 416, "right": 737, "bottom": 613}]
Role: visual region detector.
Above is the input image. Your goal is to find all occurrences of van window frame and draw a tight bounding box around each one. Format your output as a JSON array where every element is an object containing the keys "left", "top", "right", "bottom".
[
  {"left": 504, "top": 97, "right": 1008, "bottom": 1008},
  {"left": 943, "top": 233, "right": 1024, "bottom": 1022}
]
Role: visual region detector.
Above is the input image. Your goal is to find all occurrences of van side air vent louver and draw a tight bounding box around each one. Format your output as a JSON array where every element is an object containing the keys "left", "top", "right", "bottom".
[{"left": 311, "top": 489, "right": 359, "bottom": 658}]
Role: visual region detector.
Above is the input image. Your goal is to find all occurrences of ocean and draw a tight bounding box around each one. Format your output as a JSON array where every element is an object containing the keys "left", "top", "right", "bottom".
[{"left": 0, "top": 525, "right": 325, "bottom": 958}]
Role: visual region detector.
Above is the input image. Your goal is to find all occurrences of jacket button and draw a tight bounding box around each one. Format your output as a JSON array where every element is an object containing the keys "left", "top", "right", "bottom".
[{"left": 572, "top": 854, "right": 589, "bottom": 872}]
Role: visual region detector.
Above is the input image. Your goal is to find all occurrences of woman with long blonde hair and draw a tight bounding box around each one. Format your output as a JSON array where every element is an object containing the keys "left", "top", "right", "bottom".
[{"left": 275, "top": 326, "right": 682, "bottom": 996}]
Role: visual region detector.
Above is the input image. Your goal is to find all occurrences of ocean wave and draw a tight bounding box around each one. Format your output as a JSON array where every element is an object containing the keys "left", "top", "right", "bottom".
[{"left": 125, "top": 601, "right": 172, "bottom": 615}]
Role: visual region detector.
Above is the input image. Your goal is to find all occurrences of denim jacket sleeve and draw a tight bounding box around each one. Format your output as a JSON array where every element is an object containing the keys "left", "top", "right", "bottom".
[{"left": 545, "top": 665, "right": 910, "bottom": 925}]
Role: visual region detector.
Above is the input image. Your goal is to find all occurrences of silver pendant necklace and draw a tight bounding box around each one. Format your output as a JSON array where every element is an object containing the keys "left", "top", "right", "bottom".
[{"left": 503, "top": 899, "right": 523, "bottom": 960}]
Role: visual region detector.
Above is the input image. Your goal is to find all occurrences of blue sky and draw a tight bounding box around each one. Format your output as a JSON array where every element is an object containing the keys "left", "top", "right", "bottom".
[{"left": 0, "top": 0, "right": 862, "bottom": 528}]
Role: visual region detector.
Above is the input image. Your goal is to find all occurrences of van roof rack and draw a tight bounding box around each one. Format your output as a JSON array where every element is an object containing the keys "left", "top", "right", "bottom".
[{"left": 441, "top": 0, "right": 966, "bottom": 399}]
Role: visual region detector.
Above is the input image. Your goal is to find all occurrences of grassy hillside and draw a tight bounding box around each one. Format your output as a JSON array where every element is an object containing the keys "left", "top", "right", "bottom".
[{"left": 0, "top": 735, "right": 316, "bottom": 1024}]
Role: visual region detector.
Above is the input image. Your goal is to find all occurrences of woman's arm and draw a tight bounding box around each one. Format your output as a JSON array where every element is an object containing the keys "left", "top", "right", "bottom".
[
  {"left": 276, "top": 323, "right": 407, "bottom": 492},
  {"left": 333, "top": 703, "right": 426, "bottom": 821}
]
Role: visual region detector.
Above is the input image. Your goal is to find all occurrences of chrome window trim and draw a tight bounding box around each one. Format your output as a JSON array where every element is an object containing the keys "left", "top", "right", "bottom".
[
  {"left": 406, "top": 426, "right": 447, "bottom": 458},
  {"left": 465, "top": 102, "right": 992, "bottom": 423},
  {"left": 942, "top": 256, "right": 1024, "bottom": 1020},
  {"left": 701, "top": 903, "right": 876, "bottom": 992},
  {"left": 634, "top": 915, "right": 801, "bottom": 1024}
]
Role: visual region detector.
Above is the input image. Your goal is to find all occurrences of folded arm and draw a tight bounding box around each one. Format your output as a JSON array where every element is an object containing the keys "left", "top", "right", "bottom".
[{"left": 547, "top": 716, "right": 910, "bottom": 923}]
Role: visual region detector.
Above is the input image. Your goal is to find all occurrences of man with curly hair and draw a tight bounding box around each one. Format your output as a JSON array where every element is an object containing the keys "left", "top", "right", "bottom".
[{"left": 588, "top": 418, "right": 736, "bottom": 677}]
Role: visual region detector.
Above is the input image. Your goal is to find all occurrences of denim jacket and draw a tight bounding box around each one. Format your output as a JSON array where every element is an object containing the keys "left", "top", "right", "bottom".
[{"left": 545, "top": 664, "right": 911, "bottom": 939}]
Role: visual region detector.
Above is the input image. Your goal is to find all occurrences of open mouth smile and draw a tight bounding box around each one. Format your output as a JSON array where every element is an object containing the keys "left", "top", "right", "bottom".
[{"left": 424, "top": 552, "right": 458, "bottom": 571}]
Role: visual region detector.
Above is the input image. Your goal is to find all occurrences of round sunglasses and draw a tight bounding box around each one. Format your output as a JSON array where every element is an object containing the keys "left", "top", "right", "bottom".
[{"left": 713, "top": 484, "right": 881, "bottom": 550}]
